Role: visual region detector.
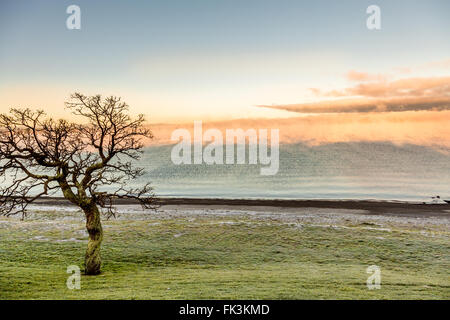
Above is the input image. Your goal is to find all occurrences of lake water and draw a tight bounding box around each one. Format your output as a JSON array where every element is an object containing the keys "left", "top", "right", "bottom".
[
  {"left": 3, "top": 142, "right": 448, "bottom": 202},
  {"left": 132, "top": 142, "right": 450, "bottom": 201}
]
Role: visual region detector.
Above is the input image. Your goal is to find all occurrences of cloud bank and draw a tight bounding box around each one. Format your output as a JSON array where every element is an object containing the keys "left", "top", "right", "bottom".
[
  {"left": 259, "top": 76, "right": 450, "bottom": 114},
  {"left": 146, "top": 110, "right": 450, "bottom": 148}
]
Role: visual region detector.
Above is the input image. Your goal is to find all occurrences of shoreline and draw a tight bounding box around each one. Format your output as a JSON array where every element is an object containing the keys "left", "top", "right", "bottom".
[{"left": 30, "top": 196, "right": 450, "bottom": 218}]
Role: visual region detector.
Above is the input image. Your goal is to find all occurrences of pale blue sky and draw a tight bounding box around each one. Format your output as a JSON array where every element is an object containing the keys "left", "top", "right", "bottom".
[{"left": 1, "top": 0, "right": 449, "bottom": 121}]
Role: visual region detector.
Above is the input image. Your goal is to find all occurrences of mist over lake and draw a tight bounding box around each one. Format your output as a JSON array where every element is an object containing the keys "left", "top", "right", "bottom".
[{"left": 131, "top": 142, "right": 450, "bottom": 201}]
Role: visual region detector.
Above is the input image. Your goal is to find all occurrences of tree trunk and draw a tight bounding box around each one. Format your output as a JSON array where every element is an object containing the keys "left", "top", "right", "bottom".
[{"left": 84, "top": 205, "right": 103, "bottom": 275}]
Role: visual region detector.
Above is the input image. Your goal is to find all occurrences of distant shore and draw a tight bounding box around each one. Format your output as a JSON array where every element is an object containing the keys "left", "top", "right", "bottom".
[{"left": 31, "top": 196, "right": 450, "bottom": 218}]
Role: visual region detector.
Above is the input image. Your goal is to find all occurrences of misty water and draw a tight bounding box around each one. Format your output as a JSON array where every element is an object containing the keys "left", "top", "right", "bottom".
[
  {"left": 131, "top": 142, "right": 450, "bottom": 201},
  {"left": 3, "top": 142, "right": 449, "bottom": 202}
]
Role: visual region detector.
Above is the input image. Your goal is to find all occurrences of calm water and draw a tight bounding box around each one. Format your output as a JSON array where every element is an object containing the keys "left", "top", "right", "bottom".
[
  {"left": 131, "top": 142, "right": 450, "bottom": 201},
  {"left": 5, "top": 142, "right": 448, "bottom": 201}
]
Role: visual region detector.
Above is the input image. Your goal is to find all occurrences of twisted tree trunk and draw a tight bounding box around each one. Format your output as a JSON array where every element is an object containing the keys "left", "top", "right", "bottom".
[{"left": 84, "top": 204, "right": 103, "bottom": 275}]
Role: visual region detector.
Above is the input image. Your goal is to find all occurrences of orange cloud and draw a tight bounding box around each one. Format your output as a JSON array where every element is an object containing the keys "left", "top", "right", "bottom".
[
  {"left": 258, "top": 96, "right": 450, "bottom": 114},
  {"left": 345, "top": 76, "right": 450, "bottom": 97},
  {"left": 259, "top": 75, "right": 450, "bottom": 114}
]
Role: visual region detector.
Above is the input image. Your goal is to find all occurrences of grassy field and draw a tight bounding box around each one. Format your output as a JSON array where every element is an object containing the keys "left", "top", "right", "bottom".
[{"left": 0, "top": 205, "right": 448, "bottom": 299}]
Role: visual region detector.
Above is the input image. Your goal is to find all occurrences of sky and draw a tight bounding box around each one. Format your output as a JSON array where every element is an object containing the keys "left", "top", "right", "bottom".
[{"left": 0, "top": 0, "right": 450, "bottom": 145}]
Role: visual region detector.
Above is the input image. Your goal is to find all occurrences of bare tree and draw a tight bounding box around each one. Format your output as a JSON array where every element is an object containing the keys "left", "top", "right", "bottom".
[{"left": 0, "top": 93, "right": 156, "bottom": 275}]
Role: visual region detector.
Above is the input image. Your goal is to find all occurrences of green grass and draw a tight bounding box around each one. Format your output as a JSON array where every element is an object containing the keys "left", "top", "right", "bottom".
[{"left": 0, "top": 209, "right": 448, "bottom": 299}]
